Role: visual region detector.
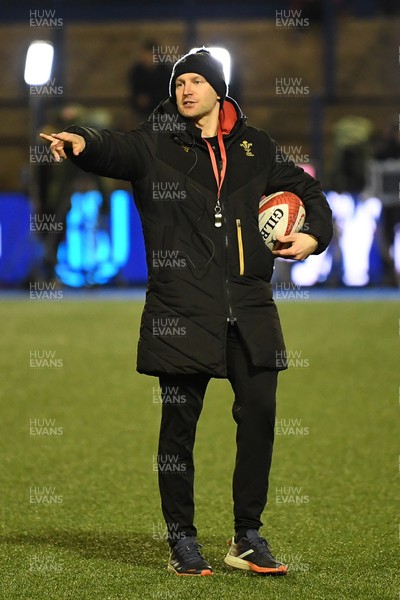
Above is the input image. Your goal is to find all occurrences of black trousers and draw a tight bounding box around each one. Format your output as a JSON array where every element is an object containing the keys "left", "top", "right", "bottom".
[{"left": 157, "top": 324, "right": 278, "bottom": 546}]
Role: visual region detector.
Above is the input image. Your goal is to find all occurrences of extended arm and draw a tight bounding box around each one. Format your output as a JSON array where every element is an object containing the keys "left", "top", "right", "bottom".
[{"left": 40, "top": 125, "right": 153, "bottom": 182}]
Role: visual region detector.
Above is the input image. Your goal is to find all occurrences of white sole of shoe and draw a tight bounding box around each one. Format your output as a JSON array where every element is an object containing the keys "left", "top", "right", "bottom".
[
  {"left": 224, "top": 552, "right": 288, "bottom": 575},
  {"left": 224, "top": 553, "right": 252, "bottom": 571}
]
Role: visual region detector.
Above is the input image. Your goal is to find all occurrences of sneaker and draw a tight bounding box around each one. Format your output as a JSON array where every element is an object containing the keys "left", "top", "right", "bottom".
[
  {"left": 167, "top": 536, "right": 213, "bottom": 576},
  {"left": 224, "top": 529, "right": 288, "bottom": 575}
]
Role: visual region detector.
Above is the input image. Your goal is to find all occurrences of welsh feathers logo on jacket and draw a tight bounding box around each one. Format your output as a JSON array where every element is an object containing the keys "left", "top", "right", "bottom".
[{"left": 240, "top": 140, "right": 254, "bottom": 157}]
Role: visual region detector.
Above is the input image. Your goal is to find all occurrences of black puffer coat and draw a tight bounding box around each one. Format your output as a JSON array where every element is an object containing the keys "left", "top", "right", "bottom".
[{"left": 67, "top": 98, "right": 332, "bottom": 377}]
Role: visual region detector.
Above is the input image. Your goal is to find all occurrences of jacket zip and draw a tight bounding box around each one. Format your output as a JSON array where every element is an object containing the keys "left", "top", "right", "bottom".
[
  {"left": 224, "top": 207, "right": 236, "bottom": 325},
  {"left": 225, "top": 227, "right": 237, "bottom": 325},
  {"left": 204, "top": 134, "right": 236, "bottom": 326},
  {"left": 236, "top": 219, "right": 244, "bottom": 276}
]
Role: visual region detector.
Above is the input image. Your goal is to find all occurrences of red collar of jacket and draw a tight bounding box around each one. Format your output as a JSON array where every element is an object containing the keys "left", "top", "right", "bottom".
[{"left": 218, "top": 100, "right": 238, "bottom": 136}]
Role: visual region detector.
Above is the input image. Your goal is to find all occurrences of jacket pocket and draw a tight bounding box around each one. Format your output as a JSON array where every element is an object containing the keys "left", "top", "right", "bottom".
[{"left": 236, "top": 219, "right": 245, "bottom": 276}]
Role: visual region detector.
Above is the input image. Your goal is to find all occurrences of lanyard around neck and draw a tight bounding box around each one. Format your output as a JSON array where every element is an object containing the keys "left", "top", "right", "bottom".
[{"left": 204, "top": 129, "right": 227, "bottom": 200}]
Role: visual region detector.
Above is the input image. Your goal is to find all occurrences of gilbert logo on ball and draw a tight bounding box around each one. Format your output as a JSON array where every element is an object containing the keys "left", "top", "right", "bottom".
[{"left": 259, "top": 191, "right": 306, "bottom": 251}]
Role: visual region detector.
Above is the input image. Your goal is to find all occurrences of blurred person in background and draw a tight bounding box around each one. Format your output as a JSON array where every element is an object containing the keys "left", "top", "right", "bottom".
[
  {"left": 330, "top": 116, "right": 373, "bottom": 195},
  {"left": 41, "top": 49, "right": 332, "bottom": 577},
  {"left": 128, "top": 40, "right": 172, "bottom": 122},
  {"left": 39, "top": 104, "right": 112, "bottom": 283},
  {"left": 374, "top": 116, "right": 400, "bottom": 161}
]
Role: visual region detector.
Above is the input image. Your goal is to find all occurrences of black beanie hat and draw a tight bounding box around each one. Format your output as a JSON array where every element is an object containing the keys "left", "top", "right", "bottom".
[{"left": 169, "top": 49, "right": 227, "bottom": 104}]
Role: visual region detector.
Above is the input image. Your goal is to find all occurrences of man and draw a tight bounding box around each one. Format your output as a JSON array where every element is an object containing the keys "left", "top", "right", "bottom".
[{"left": 41, "top": 49, "right": 332, "bottom": 577}]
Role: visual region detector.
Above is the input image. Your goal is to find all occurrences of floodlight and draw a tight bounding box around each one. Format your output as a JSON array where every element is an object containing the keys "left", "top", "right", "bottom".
[{"left": 24, "top": 41, "right": 54, "bottom": 85}]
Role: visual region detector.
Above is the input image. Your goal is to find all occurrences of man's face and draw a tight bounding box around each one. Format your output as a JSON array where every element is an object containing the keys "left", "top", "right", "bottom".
[{"left": 175, "top": 73, "right": 219, "bottom": 120}]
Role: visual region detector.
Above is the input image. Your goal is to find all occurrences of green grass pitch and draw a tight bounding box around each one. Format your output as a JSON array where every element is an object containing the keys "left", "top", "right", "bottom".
[{"left": 1, "top": 297, "right": 398, "bottom": 599}]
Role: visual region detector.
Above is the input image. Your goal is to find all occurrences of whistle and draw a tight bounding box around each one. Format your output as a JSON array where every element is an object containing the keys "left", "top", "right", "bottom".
[{"left": 214, "top": 213, "right": 222, "bottom": 228}]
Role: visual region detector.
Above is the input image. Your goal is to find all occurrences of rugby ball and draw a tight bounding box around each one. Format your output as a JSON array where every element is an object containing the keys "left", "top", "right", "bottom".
[{"left": 259, "top": 191, "right": 306, "bottom": 251}]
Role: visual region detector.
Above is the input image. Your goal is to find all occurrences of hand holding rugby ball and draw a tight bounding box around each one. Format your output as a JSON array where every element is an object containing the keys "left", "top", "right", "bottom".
[{"left": 258, "top": 191, "right": 306, "bottom": 251}]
